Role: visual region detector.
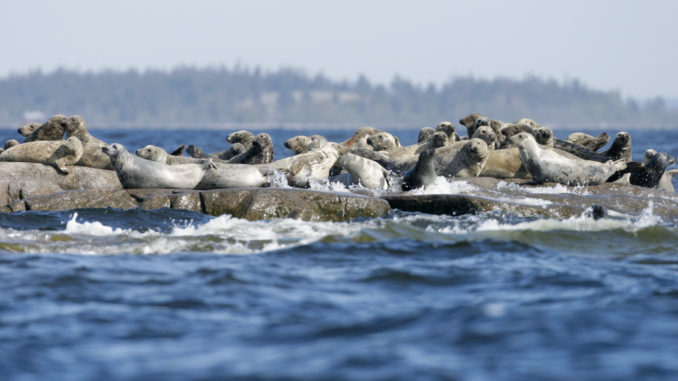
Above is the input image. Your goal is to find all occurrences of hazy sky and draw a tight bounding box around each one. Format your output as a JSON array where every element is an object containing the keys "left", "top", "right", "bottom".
[{"left": 2, "top": 0, "right": 677, "bottom": 99}]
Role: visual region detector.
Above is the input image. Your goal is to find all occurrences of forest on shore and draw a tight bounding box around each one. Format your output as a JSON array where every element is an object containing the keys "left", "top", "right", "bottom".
[{"left": 0, "top": 66, "right": 675, "bottom": 128}]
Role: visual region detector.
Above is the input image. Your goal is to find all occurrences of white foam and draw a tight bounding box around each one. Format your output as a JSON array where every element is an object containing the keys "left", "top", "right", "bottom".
[
  {"left": 409, "top": 177, "right": 479, "bottom": 195},
  {"left": 496, "top": 181, "right": 590, "bottom": 195},
  {"left": 64, "top": 213, "right": 134, "bottom": 237}
]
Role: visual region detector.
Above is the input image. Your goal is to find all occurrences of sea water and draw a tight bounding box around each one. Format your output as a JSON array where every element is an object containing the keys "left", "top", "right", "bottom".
[{"left": 1, "top": 126, "right": 678, "bottom": 380}]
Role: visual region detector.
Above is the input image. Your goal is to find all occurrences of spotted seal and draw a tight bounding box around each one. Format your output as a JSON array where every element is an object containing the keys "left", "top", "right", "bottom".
[
  {"left": 136, "top": 145, "right": 209, "bottom": 165},
  {"left": 436, "top": 121, "right": 461, "bottom": 142},
  {"left": 0, "top": 136, "right": 83, "bottom": 174},
  {"left": 63, "top": 115, "right": 112, "bottom": 169},
  {"left": 186, "top": 143, "right": 245, "bottom": 160},
  {"left": 366, "top": 131, "right": 401, "bottom": 152},
  {"left": 566, "top": 132, "right": 609, "bottom": 152},
  {"left": 472, "top": 126, "right": 498, "bottom": 149},
  {"left": 23, "top": 115, "right": 68, "bottom": 142},
  {"left": 510, "top": 132, "right": 626, "bottom": 185},
  {"left": 285, "top": 135, "right": 313, "bottom": 155},
  {"left": 102, "top": 143, "right": 211, "bottom": 189},
  {"left": 227, "top": 133, "right": 274, "bottom": 164},
  {"left": 196, "top": 162, "right": 268, "bottom": 189},
  {"left": 18, "top": 122, "right": 41, "bottom": 138},
  {"left": 432, "top": 138, "right": 489, "bottom": 177}
]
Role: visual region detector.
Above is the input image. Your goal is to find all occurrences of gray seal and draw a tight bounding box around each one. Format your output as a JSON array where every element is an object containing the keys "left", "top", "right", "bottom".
[
  {"left": 64, "top": 115, "right": 112, "bottom": 169},
  {"left": 227, "top": 133, "right": 274, "bottom": 164},
  {"left": 18, "top": 123, "right": 41, "bottom": 138},
  {"left": 510, "top": 132, "right": 626, "bottom": 185},
  {"left": 566, "top": 132, "right": 609, "bottom": 152},
  {"left": 472, "top": 126, "right": 497, "bottom": 149},
  {"left": 24, "top": 115, "right": 68, "bottom": 142},
  {"left": 402, "top": 148, "right": 437, "bottom": 190},
  {"left": 136, "top": 145, "right": 209, "bottom": 165},
  {"left": 366, "top": 131, "right": 401, "bottom": 152},
  {"left": 417, "top": 127, "right": 435, "bottom": 143},
  {"left": 603, "top": 131, "right": 632, "bottom": 162},
  {"left": 480, "top": 147, "right": 530, "bottom": 179},
  {"left": 5, "top": 139, "right": 19, "bottom": 150},
  {"left": 436, "top": 121, "right": 461, "bottom": 142},
  {"left": 432, "top": 138, "right": 489, "bottom": 177},
  {"left": 196, "top": 162, "right": 268, "bottom": 189},
  {"left": 335, "top": 153, "right": 389, "bottom": 190},
  {"left": 0, "top": 136, "right": 83, "bottom": 174},
  {"left": 102, "top": 143, "right": 211, "bottom": 189}
]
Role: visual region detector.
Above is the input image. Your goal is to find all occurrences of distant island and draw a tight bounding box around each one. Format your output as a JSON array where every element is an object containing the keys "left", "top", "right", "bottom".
[{"left": 0, "top": 66, "right": 675, "bottom": 129}]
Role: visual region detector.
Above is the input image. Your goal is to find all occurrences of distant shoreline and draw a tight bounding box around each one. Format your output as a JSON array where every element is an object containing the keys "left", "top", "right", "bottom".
[{"left": 2, "top": 122, "right": 677, "bottom": 131}]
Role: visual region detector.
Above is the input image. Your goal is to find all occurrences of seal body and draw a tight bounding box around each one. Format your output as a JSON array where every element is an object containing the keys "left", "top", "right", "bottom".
[
  {"left": 0, "top": 137, "right": 83, "bottom": 174},
  {"left": 24, "top": 115, "right": 67, "bottom": 142},
  {"left": 432, "top": 138, "right": 489, "bottom": 177},
  {"left": 480, "top": 147, "right": 530, "bottom": 179},
  {"left": 510, "top": 132, "right": 626, "bottom": 185},
  {"left": 567, "top": 132, "right": 609, "bottom": 152},
  {"left": 227, "top": 133, "right": 274, "bottom": 164},
  {"left": 402, "top": 149, "right": 437, "bottom": 190},
  {"left": 64, "top": 115, "right": 112, "bottom": 169},
  {"left": 102, "top": 143, "right": 210, "bottom": 189},
  {"left": 336, "top": 153, "right": 389, "bottom": 190},
  {"left": 136, "top": 145, "right": 208, "bottom": 165},
  {"left": 417, "top": 127, "right": 435, "bottom": 143},
  {"left": 196, "top": 162, "right": 267, "bottom": 189}
]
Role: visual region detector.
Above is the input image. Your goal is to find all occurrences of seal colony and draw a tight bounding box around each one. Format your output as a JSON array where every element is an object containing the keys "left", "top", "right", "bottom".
[{"left": 1, "top": 113, "right": 676, "bottom": 196}]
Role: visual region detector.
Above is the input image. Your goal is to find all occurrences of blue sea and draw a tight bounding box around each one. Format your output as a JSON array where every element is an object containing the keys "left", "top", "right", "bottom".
[{"left": 1, "top": 126, "right": 678, "bottom": 380}]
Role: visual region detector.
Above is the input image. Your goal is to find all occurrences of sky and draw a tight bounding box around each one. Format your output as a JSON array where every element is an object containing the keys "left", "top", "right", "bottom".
[{"left": 2, "top": 0, "right": 677, "bottom": 100}]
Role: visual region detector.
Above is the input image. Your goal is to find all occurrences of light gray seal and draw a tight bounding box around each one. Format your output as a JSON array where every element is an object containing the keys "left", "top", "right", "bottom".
[
  {"left": 136, "top": 145, "right": 209, "bottom": 165},
  {"left": 196, "top": 162, "right": 267, "bottom": 189},
  {"left": 402, "top": 148, "right": 437, "bottom": 190},
  {"left": 510, "top": 132, "right": 626, "bottom": 185},
  {"left": 64, "top": 115, "right": 112, "bottom": 169},
  {"left": 0, "top": 136, "right": 83, "bottom": 174},
  {"left": 335, "top": 153, "right": 389, "bottom": 190},
  {"left": 18, "top": 123, "right": 41, "bottom": 138},
  {"left": 284, "top": 134, "right": 328, "bottom": 155},
  {"left": 366, "top": 131, "right": 401, "bottom": 152},
  {"left": 5, "top": 139, "right": 19, "bottom": 150},
  {"left": 102, "top": 143, "right": 212, "bottom": 189},
  {"left": 566, "top": 132, "right": 609, "bottom": 152},
  {"left": 285, "top": 135, "right": 313, "bottom": 155},
  {"left": 432, "top": 138, "right": 489, "bottom": 177}
]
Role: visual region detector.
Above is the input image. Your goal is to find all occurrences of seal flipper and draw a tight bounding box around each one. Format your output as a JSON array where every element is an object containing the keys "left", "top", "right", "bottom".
[{"left": 170, "top": 144, "right": 186, "bottom": 156}]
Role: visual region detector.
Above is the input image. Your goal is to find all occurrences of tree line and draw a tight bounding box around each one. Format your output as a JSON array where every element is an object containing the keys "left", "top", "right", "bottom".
[{"left": 0, "top": 66, "right": 674, "bottom": 128}]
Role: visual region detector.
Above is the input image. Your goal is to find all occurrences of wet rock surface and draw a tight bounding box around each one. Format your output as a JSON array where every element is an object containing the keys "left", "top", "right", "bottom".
[{"left": 2, "top": 162, "right": 677, "bottom": 221}]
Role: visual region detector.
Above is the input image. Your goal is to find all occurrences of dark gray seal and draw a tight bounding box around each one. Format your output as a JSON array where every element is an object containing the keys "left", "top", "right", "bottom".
[
  {"left": 227, "top": 133, "right": 274, "bottom": 164},
  {"left": 402, "top": 148, "right": 437, "bottom": 191},
  {"left": 417, "top": 127, "right": 435, "bottom": 143},
  {"left": 566, "top": 132, "right": 609, "bottom": 152},
  {"left": 24, "top": 114, "right": 68, "bottom": 142}
]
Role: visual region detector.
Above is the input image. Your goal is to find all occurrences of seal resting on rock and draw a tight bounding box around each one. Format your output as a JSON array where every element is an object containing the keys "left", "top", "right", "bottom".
[
  {"left": 227, "top": 133, "right": 274, "bottom": 164},
  {"left": 566, "top": 132, "right": 609, "bottom": 152},
  {"left": 510, "top": 132, "right": 626, "bottom": 185},
  {"left": 335, "top": 153, "right": 389, "bottom": 190},
  {"left": 341, "top": 127, "right": 385, "bottom": 150},
  {"left": 603, "top": 131, "right": 632, "bottom": 162},
  {"left": 102, "top": 143, "right": 212, "bottom": 189},
  {"left": 366, "top": 131, "right": 401, "bottom": 152},
  {"left": 64, "top": 115, "right": 112, "bottom": 169},
  {"left": 417, "top": 127, "right": 435, "bottom": 143},
  {"left": 402, "top": 148, "right": 437, "bottom": 190},
  {"left": 436, "top": 121, "right": 461, "bottom": 142},
  {"left": 136, "top": 145, "right": 210, "bottom": 165},
  {"left": 24, "top": 115, "right": 68, "bottom": 142},
  {"left": 18, "top": 122, "right": 41, "bottom": 138},
  {"left": 4, "top": 139, "right": 19, "bottom": 150},
  {"left": 285, "top": 135, "right": 313, "bottom": 155},
  {"left": 196, "top": 162, "right": 268, "bottom": 189},
  {"left": 480, "top": 147, "right": 530, "bottom": 179},
  {"left": 0, "top": 136, "right": 83, "bottom": 174},
  {"left": 432, "top": 138, "right": 489, "bottom": 177},
  {"left": 472, "top": 126, "right": 497, "bottom": 149}
]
